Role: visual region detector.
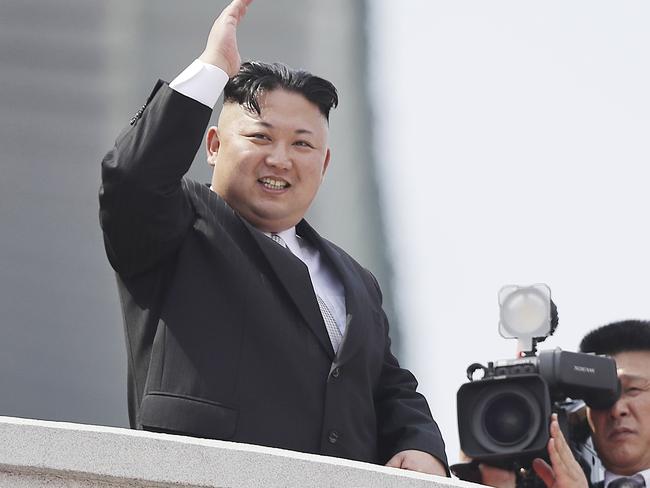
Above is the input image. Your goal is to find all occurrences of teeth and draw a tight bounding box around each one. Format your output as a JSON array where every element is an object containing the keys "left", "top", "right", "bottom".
[{"left": 259, "top": 177, "right": 289, "bottom": 190}]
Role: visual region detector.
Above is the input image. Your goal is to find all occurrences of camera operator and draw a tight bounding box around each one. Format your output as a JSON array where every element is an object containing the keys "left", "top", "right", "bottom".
[{"left": 478, "top": 320, "right": 650, "bottom": 488}]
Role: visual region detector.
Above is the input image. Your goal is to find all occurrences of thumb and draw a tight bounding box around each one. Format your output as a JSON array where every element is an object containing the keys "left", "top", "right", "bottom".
[
  {"left": 533, "top": 458, "right": 556, "bottom": 488},
  {"left": 385, "top": 453, "right": 403, "bottom": 468}
]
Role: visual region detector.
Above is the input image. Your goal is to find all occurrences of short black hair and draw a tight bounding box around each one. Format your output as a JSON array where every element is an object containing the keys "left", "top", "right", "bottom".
[
  {"left": 223, "top": 61, "right": 338, "bottom": 121},
  {"left": 579, "top": 319, "right": 650, "bottom": 356}
]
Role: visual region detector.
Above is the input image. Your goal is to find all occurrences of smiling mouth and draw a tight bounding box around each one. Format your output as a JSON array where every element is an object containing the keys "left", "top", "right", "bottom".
[{"left": 258, "top": 177, "right": 290, "bottom": 190}]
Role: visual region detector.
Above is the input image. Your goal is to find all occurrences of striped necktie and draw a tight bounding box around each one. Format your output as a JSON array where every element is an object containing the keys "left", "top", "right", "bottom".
[
  {"left": 609, "top": 476, "right": 646, "bottom": 488},
  {"left": 270, "top": 233, "right": 343, "bottom": 353}
]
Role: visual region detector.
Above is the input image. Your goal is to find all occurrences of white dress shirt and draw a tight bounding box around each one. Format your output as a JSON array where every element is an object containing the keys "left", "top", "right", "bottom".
[
  {"left": 169, "top": 59, "right": 229, "bottom": 108},
  {"left": 170, "top": 60, "right": 348, "bottom": 336},
  {"left": 266, "top": 228, "right": 347, "bottom": 337}
]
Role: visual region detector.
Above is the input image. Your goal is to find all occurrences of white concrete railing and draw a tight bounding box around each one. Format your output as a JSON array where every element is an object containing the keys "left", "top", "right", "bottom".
[{"left": 0, "top": 416, "right": 480, "bottom": 488}]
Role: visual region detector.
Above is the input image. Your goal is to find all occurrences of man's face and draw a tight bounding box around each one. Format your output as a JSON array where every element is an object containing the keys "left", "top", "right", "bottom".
[
  {"left": 207, "top": 89, "right": 330, "bottom": 233},
  {"left": 588, "top": 350, "right": 650, "bottom": 475}
]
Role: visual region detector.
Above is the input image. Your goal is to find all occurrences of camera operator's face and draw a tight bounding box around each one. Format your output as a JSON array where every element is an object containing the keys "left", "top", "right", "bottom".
[{"left": 588, "top": 350, "right": 650, "bottom": 476}]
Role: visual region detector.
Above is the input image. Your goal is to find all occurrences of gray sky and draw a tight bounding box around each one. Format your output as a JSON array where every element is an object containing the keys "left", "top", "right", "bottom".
[{"left": 369, "top": 0, "right": 650, "bottom": 464}]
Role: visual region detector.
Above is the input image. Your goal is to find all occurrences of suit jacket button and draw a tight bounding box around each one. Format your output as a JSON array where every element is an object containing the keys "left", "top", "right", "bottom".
[
  {"left": 328, "top": 430, "right": 340, "bottom": 444},
  {"left": 331, "top": 367, "right": 340, "bottom": 379}
]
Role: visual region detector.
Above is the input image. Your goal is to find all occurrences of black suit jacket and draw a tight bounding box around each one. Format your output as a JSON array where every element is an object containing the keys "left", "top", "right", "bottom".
[{"left": 99, "top": 81, "right": 448, "bottom": 467}]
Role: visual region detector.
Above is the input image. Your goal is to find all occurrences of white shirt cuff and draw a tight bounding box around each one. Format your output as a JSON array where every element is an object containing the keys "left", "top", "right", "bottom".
[{"left": 169, "top": 59, "right": 229, "bottom": 109}]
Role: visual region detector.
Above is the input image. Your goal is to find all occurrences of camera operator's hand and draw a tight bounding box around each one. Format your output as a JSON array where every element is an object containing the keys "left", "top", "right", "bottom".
[
  {"left": 478, "top": 463, "right": 516, "bottom": 488},
  {"left": 455, "top": 450, "right": 515, "bottom": 488},
  {"left": 533, "top": 414, "right": 589, "bottom": 488}
]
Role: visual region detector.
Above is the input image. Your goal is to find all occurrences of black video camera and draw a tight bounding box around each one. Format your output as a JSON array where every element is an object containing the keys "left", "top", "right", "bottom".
[{"left": 453, "top": 285, "right": 620, "bottom": 485}]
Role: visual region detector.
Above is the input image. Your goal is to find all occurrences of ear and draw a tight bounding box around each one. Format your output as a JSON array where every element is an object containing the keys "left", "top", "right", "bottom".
[
  {"left": 321, "top": 148, "right": 331, "bottom": 177},
  {"left": 205, "top": 126, "right": 220, "bottom": 167}
]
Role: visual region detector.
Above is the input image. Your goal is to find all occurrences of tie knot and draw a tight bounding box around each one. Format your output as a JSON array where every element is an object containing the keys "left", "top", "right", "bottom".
[
  {"left": 270, "top": 233, "right": 287, "bottom": 248},
  {"left": 609, "top": 475, "right": 646, "bottom": 488}
]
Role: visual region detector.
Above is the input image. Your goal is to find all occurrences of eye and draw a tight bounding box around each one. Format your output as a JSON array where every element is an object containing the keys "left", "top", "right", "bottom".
[
  {"left": 625, "top": 386, "right": 645, "bottom": 396},
  {"left": 294, "top": 140, "right": 314, "bottom": 149},
  {"left": 247, "top": 133, "right": 271, "bottom": 142}
]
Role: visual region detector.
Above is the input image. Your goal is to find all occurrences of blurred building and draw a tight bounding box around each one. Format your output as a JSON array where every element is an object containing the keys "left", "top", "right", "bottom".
[{"left": 0, "top": 0, "right": 395, "bottom": 427}]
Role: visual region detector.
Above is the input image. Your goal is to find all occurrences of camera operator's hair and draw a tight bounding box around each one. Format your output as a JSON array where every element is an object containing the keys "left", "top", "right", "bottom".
[
  {"left": 579, "top": 319, "right": 650, "bottom": 356},
  {"left": 223, "top": 61, "right": 338, "bottom": 122}
]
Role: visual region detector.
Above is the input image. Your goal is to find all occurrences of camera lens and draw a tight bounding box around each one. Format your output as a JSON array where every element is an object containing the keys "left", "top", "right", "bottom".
[
  {"left": 471, "top": 383, "right": 542, "bottom": 453},
  {"left": 484, "top": 393, "right": 532, "bottom": 445}
]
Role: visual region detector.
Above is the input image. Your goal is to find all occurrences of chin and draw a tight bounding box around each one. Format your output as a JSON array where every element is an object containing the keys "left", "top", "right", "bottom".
[
  {"left": 251, "top": 210, "right": 300, "bottom": 230},
  {"left": 605, "top": 456, "right": 640, "bottom": 474},
  {"left": 247, "top": 215, "right": 292, "bottom": 233}
]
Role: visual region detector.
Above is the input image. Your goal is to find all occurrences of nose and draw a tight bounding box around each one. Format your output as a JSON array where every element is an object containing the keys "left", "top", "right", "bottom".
[
  {"left": 265, "top": 143, "right": 292, "bottom": 170},
  {"left": 609, "top": 397, "right": 630, "bottom": 418}
]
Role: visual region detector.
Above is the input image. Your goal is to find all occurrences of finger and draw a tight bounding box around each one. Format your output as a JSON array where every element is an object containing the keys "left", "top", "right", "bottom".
[
  {"left": 215, "top": 1, "right": 242, "bottom": 27},
  {"left": 550, "top": 416, "right": 574, "bottom": 465},
  {"left": 550, "top": 435, "right": 577, "bottom": 484},
  {"left": 532, "top": 458, "right": 556, "bottom": 488},
  {"left": 232, "top": 0, "right": 249, "bottom": 22},
  {"left": 399, "top": 452, "right": 446, "bottom": 475},
  {"left": 548, "top": 437, "right": 565, "bottom": 473},
  {"left": 385, "top": 454, "right": 403, "bottom": 468},
  {"left": 548, "top": 416, "right": 567, "bottom": 467},
  {"left": 224, "top": 0, "right": 252, "bottom": 24}
]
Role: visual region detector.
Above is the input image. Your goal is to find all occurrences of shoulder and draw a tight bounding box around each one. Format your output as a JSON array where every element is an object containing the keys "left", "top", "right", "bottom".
[
  {"left": 182, "top": 180, "right": 258, "bottom": 243},
  {"left": 182, "top": 180, "right": 236, "bottom": 218},
  {"left": 300, "top": 221, "right": 384, "bottom": 300}
]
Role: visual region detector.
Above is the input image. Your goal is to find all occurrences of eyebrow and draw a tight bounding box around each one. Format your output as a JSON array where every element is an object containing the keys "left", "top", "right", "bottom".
[
  {"left": 252, "top": 121, "right": 314, "bottom": 135},
  {"left": 619, "top": 373, "right": 650, "bottom": 382}
]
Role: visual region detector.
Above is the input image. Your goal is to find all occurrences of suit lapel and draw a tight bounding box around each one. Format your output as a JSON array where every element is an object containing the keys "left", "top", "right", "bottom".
[
  {"left": 191, "top": 186, "right": 373, "bottom": 364},
  {"left": 243, "top": 219, "right": 335, "bottom": 360},
  {"left": 297, "top": 221, "right": 371, "bottom": 365}
]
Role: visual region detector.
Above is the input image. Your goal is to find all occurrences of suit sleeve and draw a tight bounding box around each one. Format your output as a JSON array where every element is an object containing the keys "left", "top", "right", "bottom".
[
  {"left": 370, "top": 273, "right": 450, "bottom": 472},
  {"left": 99, "top": 81, "right": 213, "bottom": 276}
]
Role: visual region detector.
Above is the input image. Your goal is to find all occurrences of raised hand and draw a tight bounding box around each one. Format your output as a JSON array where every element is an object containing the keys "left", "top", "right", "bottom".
[
  {"left": 532, "top": 414, "right": 589, "bottom": 488},
  {"left": 199, "top": 0, "right": 253, "bottom": 77}
]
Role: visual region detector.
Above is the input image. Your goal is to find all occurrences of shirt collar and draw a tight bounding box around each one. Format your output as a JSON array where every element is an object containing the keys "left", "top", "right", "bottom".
[{"left": 263, "top": 227, "right": 302, "bottom": 257}]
